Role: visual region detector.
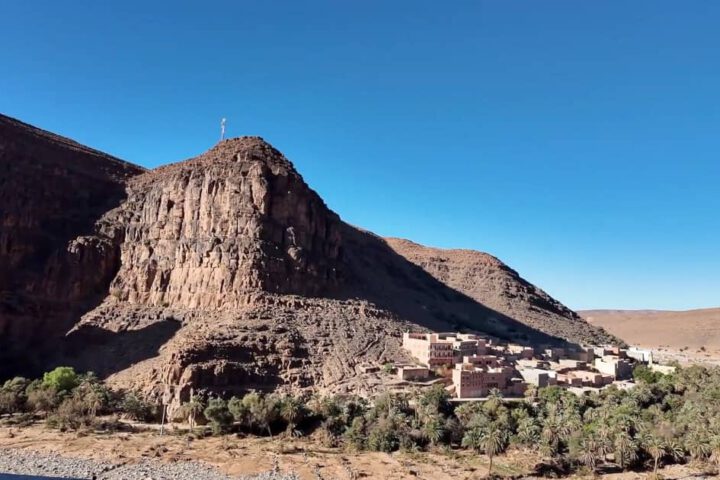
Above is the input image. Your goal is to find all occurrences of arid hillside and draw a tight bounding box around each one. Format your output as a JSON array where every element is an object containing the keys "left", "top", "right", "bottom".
[
  {"left": 581, "top": 308, "right": 720, "bottom": 349},
  {"left": 0, "top": 113, "right": 616, "bottom": 402}
]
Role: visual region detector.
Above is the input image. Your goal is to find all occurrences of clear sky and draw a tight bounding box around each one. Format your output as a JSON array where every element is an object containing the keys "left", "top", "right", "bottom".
[{"left": 2, "top": 1, "right": 718, "bottom": 311}]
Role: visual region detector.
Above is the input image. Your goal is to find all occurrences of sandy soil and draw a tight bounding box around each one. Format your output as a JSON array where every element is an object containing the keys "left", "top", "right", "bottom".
[
  {"left": 0, "top": 422, "right": 715, "bottom": 480},
  {"left": 580, "top": 308, "right": 720, "bottom": 366},
  {"left": 0, "top": 422, "right": 535, "bottom": 480}
]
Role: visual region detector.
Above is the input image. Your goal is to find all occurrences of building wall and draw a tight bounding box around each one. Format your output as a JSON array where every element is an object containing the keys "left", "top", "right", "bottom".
[
  {"left": 452, "top": 367, "right": 512, "bottom": 398},
  {"left": 398, "top": 367, "right": 429, "bottom": 381}
]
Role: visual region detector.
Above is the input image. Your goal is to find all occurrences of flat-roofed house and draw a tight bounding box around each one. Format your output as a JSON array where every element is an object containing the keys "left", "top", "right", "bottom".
[
  {"left": 627, "top": 347, "right": 653, "bottom": 364},
  {"left": 397, "top": 366, "right": 430, "bottom": 381},
  {"left": 519, "top": 367, "right": 557, "bottom": 387},
  {"left": 594, "top": 356, "right": 633, "bottom": 380}
]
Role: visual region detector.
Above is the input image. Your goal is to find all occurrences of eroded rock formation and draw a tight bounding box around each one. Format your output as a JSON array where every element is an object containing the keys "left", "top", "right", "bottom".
[{"left": 0, "top": 113, "right": 617, "bottom": 400}]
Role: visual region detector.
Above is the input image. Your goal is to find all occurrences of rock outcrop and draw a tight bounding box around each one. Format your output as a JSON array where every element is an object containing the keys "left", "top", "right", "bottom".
[
  {"left": 108, "top": 138, "right": 342, "bottom": 309},
  {"left": 0, "top": 113, "right": 617, "bottom": 400}
]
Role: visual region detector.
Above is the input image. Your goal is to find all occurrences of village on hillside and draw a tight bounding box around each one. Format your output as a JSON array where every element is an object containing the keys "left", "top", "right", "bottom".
[{"left": 392, "top": 332, "right": 676, "bottom": 399}]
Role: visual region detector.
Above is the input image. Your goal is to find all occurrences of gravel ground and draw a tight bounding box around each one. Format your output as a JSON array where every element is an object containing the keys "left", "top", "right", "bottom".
[{"left": 0, "top": 449, "right": 299, "bottom": 480}]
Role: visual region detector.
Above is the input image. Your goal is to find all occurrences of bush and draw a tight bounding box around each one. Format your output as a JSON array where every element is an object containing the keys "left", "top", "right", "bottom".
[
  {"left": 634, "top": 365, "right": 664, "bottom": 384},
  {"left": 46, "top": 396, "right": 89, "bottom": 431},
  {"left": 0, "top": 377, "right": 30, "bottom": 414},
  {"left": 204, "top": 398, "right": 233, "bottom": 435},
  {"left": 367, "top": 419, "right": 399, "bottom": 452},
  {"left": 42, "top": 367, "right": 80, "bottom": 394},
  {"left": 120, "top": 392, "right": 157, "bottom": 422},
  {"left": 26, "top": 381, "right": 60, "bottom": 415}
]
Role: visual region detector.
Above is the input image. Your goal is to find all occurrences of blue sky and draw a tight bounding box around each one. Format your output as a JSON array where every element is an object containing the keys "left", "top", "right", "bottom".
[{"left": 2, "top": 1, "right": 718, "bottom": 310}]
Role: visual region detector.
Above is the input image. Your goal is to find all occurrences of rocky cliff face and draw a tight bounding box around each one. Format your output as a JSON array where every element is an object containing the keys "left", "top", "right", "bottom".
[
  {"left": 107, "top": 138, "right": 342, "bottom": 309},
  {"left": 0, "top": 113, "right": 616, "bottom": 400},
  {"left": 0, "top": 114, "right": 144, "bottom": 377}
]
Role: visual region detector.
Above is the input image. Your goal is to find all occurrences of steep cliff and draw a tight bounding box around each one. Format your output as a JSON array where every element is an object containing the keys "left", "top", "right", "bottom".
[
  {"left": 0, "top": 114, "right": 144, "bottom": 376},
  {"left": 0, "top": 114, "right": 616, "bottom": 400},
  {"left": 108, "top": 137, "right": 342, "bottom": 309}
]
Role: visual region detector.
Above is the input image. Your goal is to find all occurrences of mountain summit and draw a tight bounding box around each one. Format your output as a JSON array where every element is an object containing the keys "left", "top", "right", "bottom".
[{"left": 0, "top": 113, "right": 616, "bottom": 402}]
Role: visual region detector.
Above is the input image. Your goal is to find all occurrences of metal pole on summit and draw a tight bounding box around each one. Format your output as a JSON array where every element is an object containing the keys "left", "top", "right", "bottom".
[{"left": 220, "top": 118, "right": 226, "bottom": 141}]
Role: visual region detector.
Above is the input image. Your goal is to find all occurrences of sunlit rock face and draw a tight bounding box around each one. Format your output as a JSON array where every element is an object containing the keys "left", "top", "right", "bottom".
[{"left": 108, "top": 137, "right": 343, "bottom": 309}]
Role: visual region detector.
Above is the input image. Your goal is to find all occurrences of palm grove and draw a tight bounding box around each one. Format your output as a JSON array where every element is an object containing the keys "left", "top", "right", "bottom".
[{"left": 2, "top": 364, "right": 720, "bottom": 477}]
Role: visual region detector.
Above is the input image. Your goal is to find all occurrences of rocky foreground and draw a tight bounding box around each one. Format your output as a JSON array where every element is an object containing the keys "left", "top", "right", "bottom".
[{"left": 0, "top": 448, "right": 298, "bottom": 480}]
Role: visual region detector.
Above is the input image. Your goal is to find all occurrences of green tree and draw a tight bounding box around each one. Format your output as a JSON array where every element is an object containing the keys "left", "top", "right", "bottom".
[
  {"left": 203, "top": 398, "right": 233, "bottom": 435},
  {"left": 228, "top": 395, "right": 248, "bottom": 426},
  {"left": 242, "top": 392, "right": 279, "bottom": 436},
  {"left": 120, "top": 392, "right": 155, "bottom": 422},
  {"left": 42, "top": 367, "right": 80, "bottom": 394}
]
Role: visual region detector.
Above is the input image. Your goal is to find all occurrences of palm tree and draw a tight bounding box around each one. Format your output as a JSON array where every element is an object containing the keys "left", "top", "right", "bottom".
[
  {"left": 642, "top": 433, "right": 666, "bottom": 477},
  {"left": 576, "top": 436, "right": 600, "bottom": 472},
  {"left": 185, "top": 395, "right": 204, "bottom": 432},
  {"left": 665, "top": 439, "right": 685, "bottom": 463},
  {"left": 280, "top": 396, "right": 305, "bottom": 436},
  {"left": 540, "top": 422, "right": 561, "bottom": 459},
  {"left": 710, "top": 434, "right": 720, "bottom": 474},
  {"left": 686, "top": 431, "right": 710, "bottom": 461},
  {"left": 480, "top": 422, "right": 507, "bottom": 478},
  {"left": 422, "top": 415, "right": 445, "bottom": 447},
  {"left": 613, "top": 430, "right": 638, "bottom": 469},
  {"left": 515, "top": 417, "right": 540, "bottom": 446}
]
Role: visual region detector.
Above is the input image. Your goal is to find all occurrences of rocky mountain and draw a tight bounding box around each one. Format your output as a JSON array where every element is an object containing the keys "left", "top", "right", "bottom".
[
  {"left": 0, "top": 113, "right": 615, "bottom": 402},
  {"left": 0, "top": 114, "right": 144, "bottom": 377}
]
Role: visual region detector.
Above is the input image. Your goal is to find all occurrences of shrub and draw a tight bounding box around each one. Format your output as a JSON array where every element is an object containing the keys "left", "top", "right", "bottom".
[
  {"left": 26, "top": 381, "right": 60, "bottom": 415},
  {"left": 367, "top": 419, "right": 399, "bottom": 452},
  {"left": 46, "top": 396, "right": 89, "bottom": 431},
  {"left": 634, "top": 365, "right": 664, "bottom": 384},
  {"left": 120, "top": 392, "right": 157, "bottom": 422},
  {"left": 0, "top": 377, "right": 30, "bottom": 414},
  {"left": 228, "top": 396, "right": 248, "bottom": 425}
]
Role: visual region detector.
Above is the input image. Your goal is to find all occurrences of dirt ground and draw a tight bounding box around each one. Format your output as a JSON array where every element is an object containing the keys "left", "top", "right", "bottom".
[{"left": 0, "top": 422, "right": 715, "bottom": 479}]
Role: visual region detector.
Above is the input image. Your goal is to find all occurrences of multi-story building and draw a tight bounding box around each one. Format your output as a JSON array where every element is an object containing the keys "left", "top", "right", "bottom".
[
  {"left": 402, "top": 332, "right": 455, "bottom": 366},
  {"left": 402, "top": 332, "right": 487, "bottom": 367},
  {"left": 462, "top": 354, "right": 502, "bottom": 368},
  {"left": 452, "top": 364, "right": 521, "bottom": 398}
]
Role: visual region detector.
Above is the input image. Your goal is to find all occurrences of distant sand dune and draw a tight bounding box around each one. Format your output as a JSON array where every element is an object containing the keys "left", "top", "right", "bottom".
[{"left": 579, "top": 308, "right": 720, "bottom": 351}]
